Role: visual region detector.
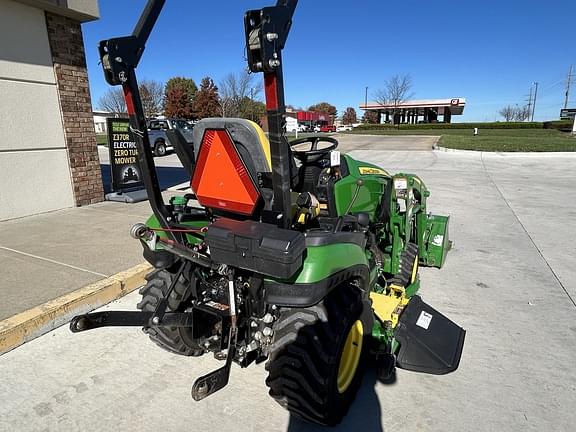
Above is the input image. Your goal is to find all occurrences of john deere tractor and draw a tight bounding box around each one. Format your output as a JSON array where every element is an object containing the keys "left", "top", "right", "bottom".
[{"left": 71, "top": 0, "right": 465, "bottom": 426}]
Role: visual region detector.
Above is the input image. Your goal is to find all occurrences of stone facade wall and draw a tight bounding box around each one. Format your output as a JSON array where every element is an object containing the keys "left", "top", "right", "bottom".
[{"left": 45, "top": 12, "right": 103, "bottom": 205}]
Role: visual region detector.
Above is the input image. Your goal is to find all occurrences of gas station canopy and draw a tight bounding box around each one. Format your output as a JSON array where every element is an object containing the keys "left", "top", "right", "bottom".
[{"left": 359, "top": 98, "right": 466, "bottom": 124}]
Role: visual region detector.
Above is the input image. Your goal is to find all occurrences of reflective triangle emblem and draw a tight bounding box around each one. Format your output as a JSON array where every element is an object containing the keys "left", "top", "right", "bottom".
[{"left": 191, "top": 129, "right": 260, "bottom": 215}]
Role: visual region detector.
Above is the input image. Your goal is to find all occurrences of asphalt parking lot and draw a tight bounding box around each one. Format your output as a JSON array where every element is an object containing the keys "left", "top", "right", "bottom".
[{"left": 2, "top": 136, "right": 575, "bottom": 431}]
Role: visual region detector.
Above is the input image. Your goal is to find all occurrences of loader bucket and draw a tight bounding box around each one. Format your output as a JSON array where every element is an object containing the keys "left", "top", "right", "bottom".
[{"left": 423, "top": 214, "right": 450, "bottom": 268}]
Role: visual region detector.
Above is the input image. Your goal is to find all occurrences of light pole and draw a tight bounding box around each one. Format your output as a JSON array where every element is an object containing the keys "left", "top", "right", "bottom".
[
  {"left": 364, "top": 86, "right": 368, "bottom": 110},
  {"left": 531, "top": 81, "right": 538, "bottom": 122},
  {"left": 250, "top": 87, "right": 254, "bottom": 121}
]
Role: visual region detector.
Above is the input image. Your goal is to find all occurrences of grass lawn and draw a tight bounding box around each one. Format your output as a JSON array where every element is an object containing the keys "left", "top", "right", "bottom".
[
  {"left": 96, "top": 133, "right": 108, "bottom": 146},
  {"left": 347, "top": 128, "right": 576, "bottom": 152}
]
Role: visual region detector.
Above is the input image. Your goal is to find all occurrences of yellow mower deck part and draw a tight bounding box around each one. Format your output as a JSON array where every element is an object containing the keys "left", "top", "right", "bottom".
[
  {"left": 337, "top": 320, "right": 364, "bottom": 393},
  {"left": 370, "top": 285, "right": 409, "bottom": 328}
]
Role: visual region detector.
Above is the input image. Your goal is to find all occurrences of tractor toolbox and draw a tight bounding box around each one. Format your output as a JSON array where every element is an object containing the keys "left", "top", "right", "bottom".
[{"left": 205, "top": 218, "right": 306, "bottom": 279}]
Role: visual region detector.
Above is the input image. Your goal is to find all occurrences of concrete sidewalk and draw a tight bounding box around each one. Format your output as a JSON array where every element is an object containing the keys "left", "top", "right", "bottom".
[{"left": 0, "top": 199, "right": 158, "bottom": 322}]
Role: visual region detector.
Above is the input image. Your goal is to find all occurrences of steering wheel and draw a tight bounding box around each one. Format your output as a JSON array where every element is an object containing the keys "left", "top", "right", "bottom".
[{"left": 289, "top": 136, "right": 338, "bottom": 162}]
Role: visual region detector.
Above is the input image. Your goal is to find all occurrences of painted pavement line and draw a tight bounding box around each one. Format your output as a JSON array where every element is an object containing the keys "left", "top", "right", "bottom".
[{"left": 0, "top": 245, "right": 109, "bottom": 278}]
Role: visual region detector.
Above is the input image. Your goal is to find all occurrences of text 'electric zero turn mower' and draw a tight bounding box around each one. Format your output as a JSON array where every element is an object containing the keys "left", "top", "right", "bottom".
[{"left": 70, "top": 0, "right": 465, "bottom": 426}]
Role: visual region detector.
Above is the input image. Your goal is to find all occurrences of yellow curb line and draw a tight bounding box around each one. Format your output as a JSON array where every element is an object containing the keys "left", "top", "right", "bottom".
[{"left": 0, "top": 262, "right": 152, "bottom": 356}]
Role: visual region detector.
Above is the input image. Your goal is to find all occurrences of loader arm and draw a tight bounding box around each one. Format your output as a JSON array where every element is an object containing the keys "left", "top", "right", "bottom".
[
  {"left": 98, "top": 0, "right": 178, "bottom": 239},
  {"left": 245, "top": 0, "right": 298, "bottom": 228}
]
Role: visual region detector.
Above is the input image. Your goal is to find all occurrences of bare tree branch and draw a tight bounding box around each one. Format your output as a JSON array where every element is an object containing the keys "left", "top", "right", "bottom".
[
  {"left": 374, "top": 74, "right": 414, "bottom": 124},
  {"left": 139, "top": 79, "right": 164, "bottom": 118},
  {"left": 219, "top": 70, "right": 262, "bottom": 118},
  {"left": 513, "top": 105, "right": 531, "bottom": 122},
  {"left": 97, "top": 79, "right": 164, "bottom": 118},
  {"left": 374, "top": 74, "right": 414, "bottom": 106},
  {"left": 499, "top": 105, "right": 516, "bottom": 122},
  {"left": 96, "top": 88, "right": 126, "bottom": 114}
]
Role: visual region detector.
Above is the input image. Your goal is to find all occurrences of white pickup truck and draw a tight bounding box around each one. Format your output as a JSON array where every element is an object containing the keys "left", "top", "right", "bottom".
[{"left": 147, "top": 118, "right": 194, "bottom": 156}]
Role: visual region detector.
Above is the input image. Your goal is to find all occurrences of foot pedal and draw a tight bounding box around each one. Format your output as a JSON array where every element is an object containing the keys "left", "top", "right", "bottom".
[{"left": 394, "top": 295, "right": 465, "bottom": 375}]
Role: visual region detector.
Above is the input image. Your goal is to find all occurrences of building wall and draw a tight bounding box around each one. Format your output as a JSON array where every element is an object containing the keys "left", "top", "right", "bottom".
[
  {"left": 0, "top": 0, "right": 102, "bottom": 221},
  {"left": 0, "top": 0, "right": 75, "bottom": 221},
  {"left": 46, "top": 11, "right": 103, "bottom": 207}
]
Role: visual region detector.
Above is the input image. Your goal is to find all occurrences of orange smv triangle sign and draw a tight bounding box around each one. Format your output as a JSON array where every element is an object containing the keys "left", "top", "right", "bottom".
[{"left": 191, "top": 129, "right": 260, "bottom": 215}]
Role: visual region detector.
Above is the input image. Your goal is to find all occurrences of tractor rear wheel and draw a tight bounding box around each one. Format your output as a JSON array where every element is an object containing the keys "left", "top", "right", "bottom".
[
  {"left": 265, "top": 283, "right": 368, "bottom": 426},
  {"left": 137, "top": 269, "right": 203, "bottom": 357}
]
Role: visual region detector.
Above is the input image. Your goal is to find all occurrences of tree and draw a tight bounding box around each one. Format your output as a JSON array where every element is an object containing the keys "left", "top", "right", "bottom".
[
  {"left": 499, "top": 105, "right": 516, "bottom": 122},
  {"left": 374, "top": 74, "right": 414, "bottom": 124},
  {"left": 164, "top": 77, "right": 197, "bottom": 119},
  {"left": 97, "top": 88, "right": 126, "bottom": 114},
  {"left": 193, "top": 77, "right": 221, "bottom": 119},
  {"left": 239, "top": 97, "right": 266, "bottom": 122},
  {"left": 513, "top": 105, "right": 531, "bottom": 122},
  {"left": 362, "top": 111, "right": 379, "bottom": 124},
  {"left": 219, "top": 71, "right": 262, "bottom": 118},
  {"left": 342, "top": 107, "right": 357, "bottom": 125},
  {"left": 97, "top": 80, "right": 164, "bottom": 117},
  {"left": 308, "top": 102, "right": 337, "bottom": 116},
  {"left": 139, "top": 79, "right": 164, "bottom": 118}
]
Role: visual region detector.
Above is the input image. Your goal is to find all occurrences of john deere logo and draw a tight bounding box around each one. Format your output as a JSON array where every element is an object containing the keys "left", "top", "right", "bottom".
[{"left": 359, "top": 167, "right": 389, "bottom": 176}]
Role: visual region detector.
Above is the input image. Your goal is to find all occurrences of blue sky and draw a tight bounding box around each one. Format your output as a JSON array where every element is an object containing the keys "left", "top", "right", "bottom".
[{"left": 83, "top": 0, "right": 576, "bottom": 122}]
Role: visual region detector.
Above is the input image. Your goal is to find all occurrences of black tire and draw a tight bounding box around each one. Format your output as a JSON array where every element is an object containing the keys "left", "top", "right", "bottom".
[
  {"left": 392, "top": 242, "right": 419, "bottom": 287},
  {"left": 265, "top": 283, "right": 369, "bottom": 426},
  {"left": 137, "top": 269, "right": 203, "bottom": 356},
  {"left": 154, "top": 141, "right": 167, "bottom": 157}
]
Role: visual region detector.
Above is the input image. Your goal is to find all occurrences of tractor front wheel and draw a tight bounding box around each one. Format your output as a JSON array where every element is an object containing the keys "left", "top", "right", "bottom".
[
  {"left": 137, "top": 269, "right": 203, "bottom": 357},
  {"left": 265, "top": 283, "right": 368, "bottom": 426}
]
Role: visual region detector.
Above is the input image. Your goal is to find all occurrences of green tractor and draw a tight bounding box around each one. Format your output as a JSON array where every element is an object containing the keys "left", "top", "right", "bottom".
[{"left": 71, "top": 0, "right": 465, "bottom": 426}]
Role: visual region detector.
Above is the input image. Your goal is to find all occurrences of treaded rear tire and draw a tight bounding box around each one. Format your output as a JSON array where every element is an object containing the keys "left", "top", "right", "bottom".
[
  {"left": 265, "top": 283, "right": 368, "bottom": 426},
  {"left": 137, "top": 268, "right": 203, "bottom": 357}
]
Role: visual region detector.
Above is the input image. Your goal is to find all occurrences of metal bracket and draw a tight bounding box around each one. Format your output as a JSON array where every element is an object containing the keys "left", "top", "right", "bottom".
[{"left": 69, "top": 311, "right": 194, "bottom": 333}]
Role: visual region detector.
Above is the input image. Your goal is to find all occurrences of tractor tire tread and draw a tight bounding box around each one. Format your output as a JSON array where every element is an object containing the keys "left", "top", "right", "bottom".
[
  {"left": 265, "top": 284, "right": 366, "bottom": 426},
  {"left": 137, "top": 269, "right": 203, "bottom": 357}
]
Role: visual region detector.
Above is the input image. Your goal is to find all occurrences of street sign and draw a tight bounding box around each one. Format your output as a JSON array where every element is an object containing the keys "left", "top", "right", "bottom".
[
  {"left": 560, "top": 108, "right": 576, "bottom": 120},
  {"left": 106, "top": 118, "right": 144, "bottom": 192}
]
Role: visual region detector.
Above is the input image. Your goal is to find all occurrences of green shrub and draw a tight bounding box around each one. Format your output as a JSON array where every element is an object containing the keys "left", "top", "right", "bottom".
[
  {"left": 96, "top": 134, "right": 108, "bottom": 146},
  {"left": 355, "top": 121, "right": 544, "bottom": 131},
  {"left": 543, "top": 120, "right": 573, "bottom": 131}
]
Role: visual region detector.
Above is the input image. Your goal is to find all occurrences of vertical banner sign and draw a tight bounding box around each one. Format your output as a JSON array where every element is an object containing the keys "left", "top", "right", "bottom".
[{"left": 107, "top": 118, "right": 144, "bottom": 192}]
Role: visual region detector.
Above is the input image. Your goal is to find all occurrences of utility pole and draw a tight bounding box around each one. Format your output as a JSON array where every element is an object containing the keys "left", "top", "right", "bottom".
[
  {"left": 564, "top": 65, "right": 573, "bottom": 110},
  {"left": 526, "top": 86, "right": 533, "bottom": 121},
  {"left": 531, "top": 81, "right": 538, "bottom": 122}
]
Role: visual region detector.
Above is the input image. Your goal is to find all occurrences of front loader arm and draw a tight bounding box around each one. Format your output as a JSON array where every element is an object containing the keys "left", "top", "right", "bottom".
[
  {"left": 98, "top": 0, "right": 176, "bottom": 240},
  {"left": 244, "top": 0, "right": 298, "bottom": 228}
]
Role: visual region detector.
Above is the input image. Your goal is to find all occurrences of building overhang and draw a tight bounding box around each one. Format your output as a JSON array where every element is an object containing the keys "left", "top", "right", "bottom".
[
  {"left": 15, "top": 0, "right": 99, "bottom": 22},
  {"left": 360, "top": 98, "right": 466, "bottom": 115}
]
